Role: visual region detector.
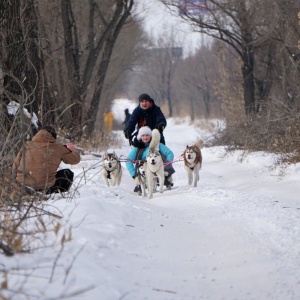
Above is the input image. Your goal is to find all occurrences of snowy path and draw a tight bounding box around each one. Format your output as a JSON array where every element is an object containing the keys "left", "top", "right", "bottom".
[
  {"left": 63, "top": 134, "right": 300, "bottom": 300},
  {"left": 9, "top": 119, "right": 300, "bottom": 300}
]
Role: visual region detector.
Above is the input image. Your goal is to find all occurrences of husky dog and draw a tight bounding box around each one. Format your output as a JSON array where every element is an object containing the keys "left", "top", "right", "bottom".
[
  {"left": 136, "top": 161, "right": 157, "bottom": 196},
  {"left": 183, "top": 139, "right": 203, "bottom": 187},
  {"left": 141, "top": 129, "right": 164, "bottom": 199},
  {"left": 101, "top": 151, "right": 122, "bottom": 187}
]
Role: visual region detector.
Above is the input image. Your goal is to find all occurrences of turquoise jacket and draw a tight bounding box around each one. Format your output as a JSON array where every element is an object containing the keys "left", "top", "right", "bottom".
[{"left": 126, "top": 143, "right": 174, "bottom": 178}]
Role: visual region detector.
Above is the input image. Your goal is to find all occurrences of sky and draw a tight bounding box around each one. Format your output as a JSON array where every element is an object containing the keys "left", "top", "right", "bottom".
[
  {"left": 135, "top": 0, "right": 205, "bottom": 56},
  {"left": 2, "top": 99, "right": 300, "bottom": 300}
]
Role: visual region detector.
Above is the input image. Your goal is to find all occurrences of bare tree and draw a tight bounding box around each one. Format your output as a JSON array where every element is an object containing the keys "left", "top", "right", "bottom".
[
  {"left": 4, "top": 0, "right": 138, "bottom": 140},
  {"left": 127, "top": 31, "right": 183, "bottom": 117},
  {"left": 58, "top": 0, "right": 134, "bottom": 137},
  {"left": 178, "top": 45, "right": 219, "bottom": 119},
  {"left": 161, "top": 0, "right": 282, "bottom": 116}
]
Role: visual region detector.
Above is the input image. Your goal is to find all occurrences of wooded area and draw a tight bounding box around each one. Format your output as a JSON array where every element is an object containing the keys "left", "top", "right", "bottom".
[
  {"left": 160, "top": 0, "right": 300, "bottom": 162},
  {"left": 1, "top": 0, "right": 300, "bottom": 162},
  {"left": 0, "top": 0, "right": 135, "bottom": 143}
]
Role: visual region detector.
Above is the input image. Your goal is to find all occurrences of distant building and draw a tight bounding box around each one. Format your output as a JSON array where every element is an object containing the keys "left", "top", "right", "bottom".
[{"left": 178, "top": 0, "right": 207, "bottom": 17}]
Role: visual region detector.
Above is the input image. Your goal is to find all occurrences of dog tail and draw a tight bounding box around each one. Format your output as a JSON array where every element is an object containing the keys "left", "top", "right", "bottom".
[
  {"left": 195, "top": 139, "right": 204, "bottom": 149},
  {"left": 149, "top": 129, "right": 161, "bottom": 150}
]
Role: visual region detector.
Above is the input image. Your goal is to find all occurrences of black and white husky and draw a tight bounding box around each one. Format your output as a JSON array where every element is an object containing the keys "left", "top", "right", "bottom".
[
  {"left": 101, "top": 151, "right": 122, "bottom": 187},
  {"left": 141, "top": 129, "right": 164, "bottom": 199}
]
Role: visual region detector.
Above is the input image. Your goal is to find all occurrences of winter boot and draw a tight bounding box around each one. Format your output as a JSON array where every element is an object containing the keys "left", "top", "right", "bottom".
[{"left": 134, "top": 185, "right": 142, "bottom": 195}]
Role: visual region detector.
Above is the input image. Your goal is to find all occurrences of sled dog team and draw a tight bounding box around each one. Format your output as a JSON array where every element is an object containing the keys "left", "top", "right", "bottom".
[
  {"left": 12, "top": 93, "right": 201, "bottom": 199},
  {"left": 101, "top": 128, "right": 203, "bottom": 199}
]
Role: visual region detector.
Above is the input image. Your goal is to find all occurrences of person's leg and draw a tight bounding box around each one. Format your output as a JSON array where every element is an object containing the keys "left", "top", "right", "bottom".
[
  {"left": 164, "top": 175, "right": 173, "bottom": 189},
  {"left": 164, "top": 162, "right": 175, "bottom": 188},
  {"left": 164, "top": 170, "right": 174, "bottom": 189},
  {"left": 133, "top": 153, "right": 144, "bottom": 194},
  {"left": 46, "top": 169, "right": 74, "bottom": 194},
  {"left": 133, "top": 176, "right": 142, "bottom": 194}
]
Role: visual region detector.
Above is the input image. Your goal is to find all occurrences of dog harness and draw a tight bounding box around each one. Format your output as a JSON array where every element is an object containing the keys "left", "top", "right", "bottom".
[{"left": 106, "top": 170, "right": 111, "bottom": 179}]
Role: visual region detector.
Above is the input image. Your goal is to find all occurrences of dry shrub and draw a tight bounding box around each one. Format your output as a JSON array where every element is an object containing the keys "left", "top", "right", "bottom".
[
  {"left": 0, "top": 170, "right": 62, "bottom": 256},
  {"left": 78, "top": 130, "right": 122, "bottom": 154},
  {"left": 213, "top": 97, "right": 300, "bottom": 164},
  {"left": 0, "top": 127, "right": 90, "bottom": 298},
  {"left": 0, "top": 121, "right": 67, "bottom": 255}
]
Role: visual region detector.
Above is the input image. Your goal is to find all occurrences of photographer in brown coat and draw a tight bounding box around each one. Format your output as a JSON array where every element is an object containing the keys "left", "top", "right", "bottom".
[{"left": 13, "top": 126, "right": 80, "bottom": 194}]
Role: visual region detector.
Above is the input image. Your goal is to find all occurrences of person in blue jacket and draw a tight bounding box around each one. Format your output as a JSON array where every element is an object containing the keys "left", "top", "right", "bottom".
[
  {"left": 123, "top": 93, "right": 167, "bottom": 145},
  {"left": 126, "top": 126, "right": 175, "bottom": 194}
]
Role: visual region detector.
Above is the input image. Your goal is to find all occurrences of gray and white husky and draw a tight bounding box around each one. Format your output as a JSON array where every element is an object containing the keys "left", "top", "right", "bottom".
[
  {"left": 101, "top": 151, "right": 122, "bottom": 187},
  {"left": 141, "top": 129, "right": 164, "bottom": 199},
  {"left": 183, "top": 139, "right": 203, "bottom": 187}
]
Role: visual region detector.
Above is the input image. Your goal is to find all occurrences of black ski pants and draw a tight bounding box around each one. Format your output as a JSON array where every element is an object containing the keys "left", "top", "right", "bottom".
[{"left": 45, "top": 169, "right": 74, "bottom": 194}]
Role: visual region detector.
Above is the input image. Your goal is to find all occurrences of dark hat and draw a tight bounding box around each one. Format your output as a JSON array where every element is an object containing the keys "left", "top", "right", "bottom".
[
  {"left": 42, "top": 125, "right": 57, "bottom": 139},
  {"left": 138, "top": 93, "right": 151, "bottom": 102}
]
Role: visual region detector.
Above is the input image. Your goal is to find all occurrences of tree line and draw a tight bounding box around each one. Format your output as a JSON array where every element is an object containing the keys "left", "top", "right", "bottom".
[
  {"left": 154, "top": 0, "right": 299, "bottom": 118},
  {"left": 1, "top": 0, "right": 300, "bottom": 162},
  {"left": 0, "top": 0, "right": 135, "bottom": 143},
  {"left": 156, "top": 0, "right": 300, "bottom": 162}
]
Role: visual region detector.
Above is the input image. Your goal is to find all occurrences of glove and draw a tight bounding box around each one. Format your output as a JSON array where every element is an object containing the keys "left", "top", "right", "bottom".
[
  {"left": 65, "top": 142, "right": 76, "bottom": 152},
  {"left": 157, "top": 124, "right": 165, "bottom": 133},
  {"left": 124, "top": 130, "right": 131, "bottom": 139},
  {"left": 132, "top": 139, "right": 141, "bottom": 147}
]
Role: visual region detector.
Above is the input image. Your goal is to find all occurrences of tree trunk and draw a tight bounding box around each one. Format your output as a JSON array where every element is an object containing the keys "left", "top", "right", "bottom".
[
  {"left": 166, "top": 64, "right": 173, "bottom": 117},
  {"left": 0, "top": 0, "right": 51, "bottom": 134},
  {"left": 242, "top": 46, "right": 255, "bottom": 115},
  {"left": 85, "top": 35, "right": 116, "bottom": 136},
  {"left": 238, "top": 0, "right": 255, "bottom": 116},
  {"left": 61, "top": 0, "right": 83, "bottom": 133},
  {"left": 85, "top": 1, "right": 133, "bottom": 137},
  {"left": 1, "top": 1, "right": 25, "bottom": 106}
]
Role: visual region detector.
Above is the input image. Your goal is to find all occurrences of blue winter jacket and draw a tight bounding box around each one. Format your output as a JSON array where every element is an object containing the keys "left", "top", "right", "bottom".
[
  {"left": 126, "top": 143, "right": 174, "bottom": 178},
  {"left": 125, "top": 99, "right": 167, "bottom": 143}
]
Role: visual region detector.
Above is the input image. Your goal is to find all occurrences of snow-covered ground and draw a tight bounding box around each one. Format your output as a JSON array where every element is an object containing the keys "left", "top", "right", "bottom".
[{"left": 2, "top": 117, "right": 300, "bottom": 300}]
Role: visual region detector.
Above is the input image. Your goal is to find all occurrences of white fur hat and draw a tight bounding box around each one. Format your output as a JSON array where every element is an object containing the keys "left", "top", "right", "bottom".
[{"left": 137, "top": 126, "right": 152, "bottom": 140}]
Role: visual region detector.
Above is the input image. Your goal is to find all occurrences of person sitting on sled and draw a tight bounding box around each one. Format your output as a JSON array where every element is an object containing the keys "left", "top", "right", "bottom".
[
  {"left": 125, "top": 126, "right": 175, "bottom": 194},
  {"left": 123, "top": 93, "right": 167, "bottom": 145}
]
